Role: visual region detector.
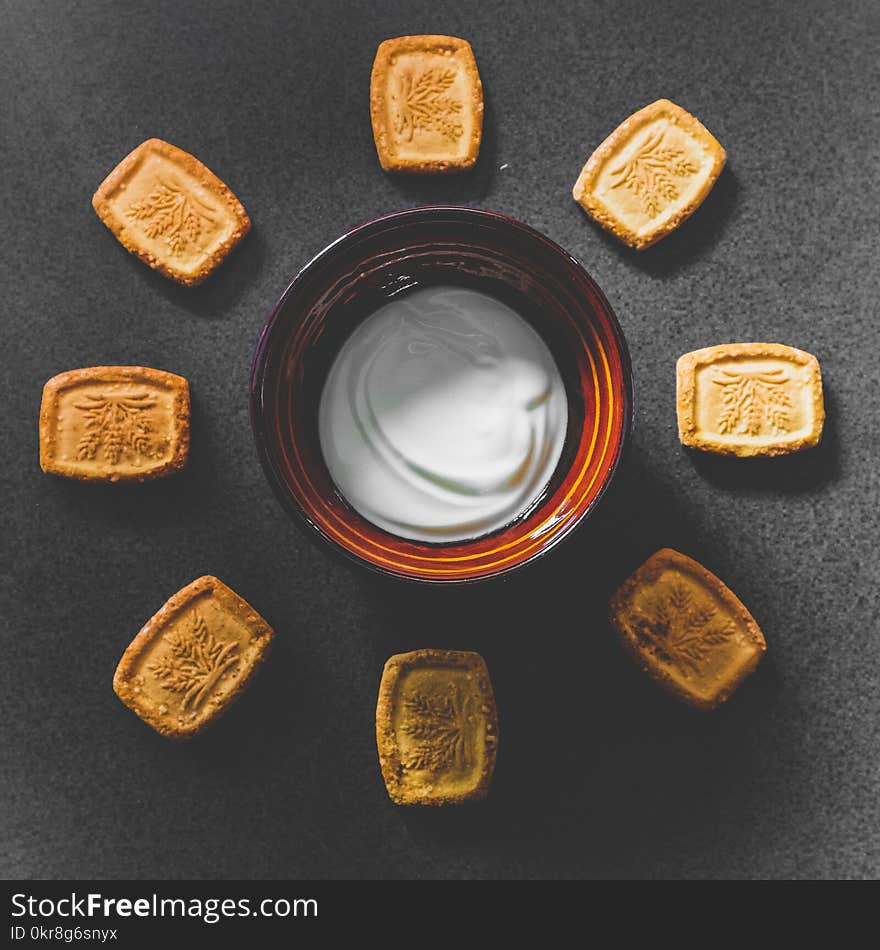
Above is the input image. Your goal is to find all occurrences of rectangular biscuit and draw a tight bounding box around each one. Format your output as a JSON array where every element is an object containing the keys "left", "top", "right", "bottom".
[
  {"left": 609, "top": 549, "right": 766, "bottom": 710},
  {"left": 92, "top": 138, "right": 250, "bottom": 286},
  {"left": 376, "top": 649, "right": 498, "bottom": 804},
  {"left": 370, "top": 35, "right": 483, "bottom": 174},
  {"left": 39, "top": 365, "right": 190, "bottom": 482},
  {"left": 677, "top": 342, "right": 825, "bottom": 457},
  {"left": 113, "top": 576, "right": 274, "bottom": 739},
  {"left": 573, "top": 99, "right": 726, "bottom": 249}
]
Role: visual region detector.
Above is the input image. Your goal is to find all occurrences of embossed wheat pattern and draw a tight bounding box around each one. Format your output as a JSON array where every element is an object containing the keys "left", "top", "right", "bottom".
[
  {"left": 712, "top": 367, "right": 793, "bottom": 436},
  {"left": 635, "top": 581, "right": 735, "bottom": 675},
  {"left": 75, "top": 392, "right": 158, "bottom": 465},
  {"left": 400, "top": 685, "right": 471, "bottom": 771},
  {"left": 127, "top": 176, "right": 215, "bottom": 256},
  {"left": 610, "top": 130, "right": 698, "bottom": 217},
  {"left": 150, "top": 612, "right": 239, "bottom": 710},
  {"left": 395, "top": 67, "right": 463, "bottom": 142}
]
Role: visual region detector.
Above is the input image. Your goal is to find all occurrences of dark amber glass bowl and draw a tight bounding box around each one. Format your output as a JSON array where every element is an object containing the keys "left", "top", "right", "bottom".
[{"left": 250, "top": 206, "right": 633, "bottom": 583}]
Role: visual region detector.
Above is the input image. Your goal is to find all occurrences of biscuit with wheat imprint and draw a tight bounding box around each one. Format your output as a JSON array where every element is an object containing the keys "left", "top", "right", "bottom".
[
  {"left": 677, "top": 342, "right": 825, "bottom": 457},
  {"left": 376, "top": 649, "right": 498, "bottom": 805},
  {"left": 609, "top": 549, "right": 766, "bottom": 710},
  {"left": 573, "top": 99, "right": 726, "bottom": 249},
  {"left": 113, "top": 576, "right": 274, "bottom": 739},
  {"left": 92, "top": 138, "right": 250, "bottom": 285},
  {"left": 370, "top": 35, "right": 483, "bottom": 173},
  {"left": 39, "top": 366, "right": 189, "bottom": 482}
]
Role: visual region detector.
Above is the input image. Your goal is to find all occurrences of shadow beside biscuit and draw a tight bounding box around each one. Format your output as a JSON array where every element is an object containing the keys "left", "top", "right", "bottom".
[{"left": 585, "top": 166, "right": 740, "bottom": 279}]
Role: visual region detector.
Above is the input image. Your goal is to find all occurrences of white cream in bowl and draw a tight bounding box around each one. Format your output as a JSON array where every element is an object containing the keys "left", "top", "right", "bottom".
[{"left": 318, "top": 285, "right": 567, "bottom": 542}]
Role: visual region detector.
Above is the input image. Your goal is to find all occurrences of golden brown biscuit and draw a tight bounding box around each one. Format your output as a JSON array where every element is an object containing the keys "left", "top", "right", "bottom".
[
  {"left": 370, "top": 35, "right": 483, "bottom": 173},
  {"left": 677, "top": 343, "right": 825, "bottom": 457},
  {"left": 573, "top": 99, "right": 726, "bottom": 249},
  {"left": 376, "top": 649, "right": 498, "bottom": 805},
  {"left": 609, "top": 549, "right": 766, "bottom": 710},
  {"left": 113, "top": 576, "right": 274, "bottom": 739},
  {"left": 39, "top": 366, "right": 190, "bottom": 482},
  {"left": 92, "top": 138, "right": 250, "bottom": 285}
]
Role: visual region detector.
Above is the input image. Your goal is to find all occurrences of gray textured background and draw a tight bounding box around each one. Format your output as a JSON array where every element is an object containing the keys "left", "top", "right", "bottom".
[{"left": 1, "top": 0, "right": 878, "bottom": 880}]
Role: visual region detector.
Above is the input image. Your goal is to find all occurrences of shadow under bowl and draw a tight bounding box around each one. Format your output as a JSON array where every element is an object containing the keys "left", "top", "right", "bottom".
[{"left": 250, "top": 206, "right": 633, "bottom": 583}]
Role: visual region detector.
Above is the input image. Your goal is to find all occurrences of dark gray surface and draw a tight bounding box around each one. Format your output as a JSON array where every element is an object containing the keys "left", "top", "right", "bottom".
[{"left": 1, "top": 0, "right": 878, "bottom": 880}]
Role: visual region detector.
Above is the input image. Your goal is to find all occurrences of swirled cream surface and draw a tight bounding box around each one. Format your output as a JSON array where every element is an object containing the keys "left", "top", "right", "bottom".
[{"left": 318, "top": 285, "right": 567, "bottom": 542}]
